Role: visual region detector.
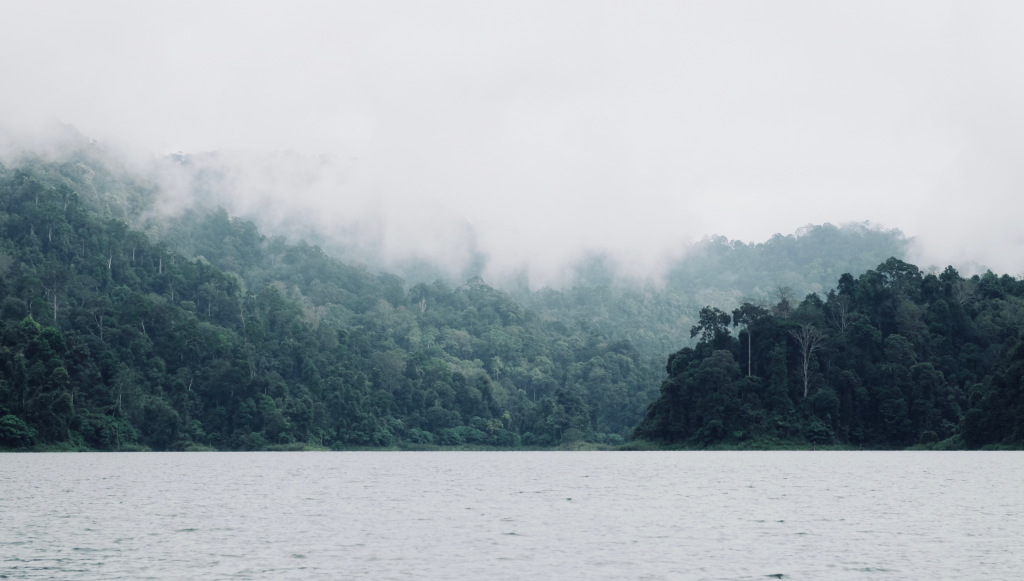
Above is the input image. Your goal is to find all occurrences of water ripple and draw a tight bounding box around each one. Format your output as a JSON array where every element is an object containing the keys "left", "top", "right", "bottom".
[{"left": 1, "top": 451, "right": 1022, "bottom": 579}]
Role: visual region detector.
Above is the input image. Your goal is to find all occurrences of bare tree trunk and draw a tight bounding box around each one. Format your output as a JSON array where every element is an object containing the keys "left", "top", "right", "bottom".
[
  {"left": 790, "top": 324, "right": 825, "bottom": 397},
  {"left": 827, "top": 296, "right": 850, "bottom": 333}
]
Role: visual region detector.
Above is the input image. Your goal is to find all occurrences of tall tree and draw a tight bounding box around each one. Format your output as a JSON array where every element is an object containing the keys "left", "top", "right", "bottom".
[
  {"left": 39, "top": 261, "right": 69, "bottom": 325},
  {"left": 790, "top": 324, "right": 825, "bottom": 398},
  {"left": 732, "top": 302, "right": 769, "bottom": 377}
]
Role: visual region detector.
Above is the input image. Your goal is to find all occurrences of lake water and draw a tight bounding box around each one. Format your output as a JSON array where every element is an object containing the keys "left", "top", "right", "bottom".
[{"left": 1, "top": 451, "right": 1022, "bottom": 580}]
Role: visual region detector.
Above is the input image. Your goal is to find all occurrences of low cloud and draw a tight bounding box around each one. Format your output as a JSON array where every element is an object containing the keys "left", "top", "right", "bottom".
[{"left": 3, "top": 2, "right": 1023, "bottom": 283}]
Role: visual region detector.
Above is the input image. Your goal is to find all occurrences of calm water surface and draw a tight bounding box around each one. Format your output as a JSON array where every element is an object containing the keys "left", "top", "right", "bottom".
[{"left": 1, "top": 451, "right": 1021, "bottom": 580}]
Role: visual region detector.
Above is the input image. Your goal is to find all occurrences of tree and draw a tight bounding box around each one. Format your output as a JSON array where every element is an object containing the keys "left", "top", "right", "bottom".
[
  {"left": 39, "top": 261, "right": 69, "bottom": 325},
  {"left": 825, "top": 292, "right": 851, "bottom": 333},
  {"left": 690, "top": 306, "right": 732, "bottom": 347},
  {"left": 773, "top": 286, "right": 795, "bottom": 318},
  {"left": 790, "top": 324, "right": 825, "bottom": 398},
  {"left": 732, "top": 302, "right": 769, "bottom": 377},
  {"left": 0, "top": 414, "right": 37, "bottom": 448}
]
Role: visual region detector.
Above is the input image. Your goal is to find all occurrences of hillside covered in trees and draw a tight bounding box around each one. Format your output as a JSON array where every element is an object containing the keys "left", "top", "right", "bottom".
[
  {"left": 0, "top": 153, "right": 660, "bottom": 450},
  {"left": 3, "top": 137, "right": 1009, "bottom": 451},
  {"left": 515, "top": 222, "right": 909, "bottom": 357},
  {"left": 634, "top": 258, "right": 1024, "bottom": 449},
  {"left": 162, "top": 148, "right": 911, "bottom": 359}
]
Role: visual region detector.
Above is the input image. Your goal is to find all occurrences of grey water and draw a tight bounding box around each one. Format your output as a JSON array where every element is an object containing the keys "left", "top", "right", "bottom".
[{"left": 1, "top": 452, "right": 1021, "bottom": 580}]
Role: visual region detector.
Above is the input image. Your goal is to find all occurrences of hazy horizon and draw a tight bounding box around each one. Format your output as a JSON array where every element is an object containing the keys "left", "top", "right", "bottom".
[{"left": 2, "top": 1, "right": 1022, "bottom": 285}]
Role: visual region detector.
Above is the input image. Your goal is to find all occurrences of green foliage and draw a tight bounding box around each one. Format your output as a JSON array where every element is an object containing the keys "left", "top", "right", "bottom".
[
  {"left": 0, "top": 152, "right": 656, "bottom": 450},
  {"left": 514, "top": 223, "right": 910, "bottom": 357},
  {"left": 0, "top": 414, "right": 37, "bottom": 448},
  {"left": 5, "top": 143, "right": 1018, "bottom": 452},
  {"left": 635, "top": 258, "right": 1024, "bottom": 449}
]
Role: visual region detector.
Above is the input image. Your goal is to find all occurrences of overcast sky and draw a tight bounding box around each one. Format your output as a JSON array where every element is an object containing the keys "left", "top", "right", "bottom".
[{"left": 2, "top": 1, "right": 1023, "bottom": 284}]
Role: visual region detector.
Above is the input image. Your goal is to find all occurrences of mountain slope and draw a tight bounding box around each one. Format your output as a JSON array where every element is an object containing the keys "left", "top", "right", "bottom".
[
  {"left": 0, "top": 155, "right": 656, "bottom": 450},
  {"left": 0, "top": 140, "right": 956, "bottom": 451}
]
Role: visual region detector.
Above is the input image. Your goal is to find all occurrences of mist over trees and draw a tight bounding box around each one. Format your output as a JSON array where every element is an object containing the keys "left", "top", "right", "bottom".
[
  {"left": 0, "top": 150, "right": 657, "bottom": 450},
  {"left": 1, "top": 137, "right": 1018, "bottom": 451},
  {"left": 514, "top": 222, "right": 909, "bottom": 357}
]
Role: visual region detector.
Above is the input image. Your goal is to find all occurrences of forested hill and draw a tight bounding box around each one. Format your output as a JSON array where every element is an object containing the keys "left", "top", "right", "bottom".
[
  {"left": 158, "top": 149, "right": 911, "bottom": 359},
  {"left": 516, "top": 223, "right": 909, "bottom": 356},
  {"left": 0, "top": 143, "right": 964, "bottom": 452},
  {"left": 634, "top": 259, "right": 1024, "bottom": 449},
  {"left": 0, "top": 156, "right": 660, "bottom": 450}
]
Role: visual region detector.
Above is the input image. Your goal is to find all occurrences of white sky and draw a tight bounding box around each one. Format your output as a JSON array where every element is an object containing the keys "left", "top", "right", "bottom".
[{"left": 2, "top": 1, "right": 1023, "bottom": 283}]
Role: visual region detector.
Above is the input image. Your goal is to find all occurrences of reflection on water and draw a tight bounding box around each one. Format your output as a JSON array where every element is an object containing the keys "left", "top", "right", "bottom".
[{"left": 1, "top": 451, "right": 1022, "bottom": 580}]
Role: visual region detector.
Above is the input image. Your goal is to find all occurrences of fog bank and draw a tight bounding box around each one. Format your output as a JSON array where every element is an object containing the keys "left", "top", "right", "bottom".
[{"left": 3, "top": 2, "right": 1023, "bottom": 283}]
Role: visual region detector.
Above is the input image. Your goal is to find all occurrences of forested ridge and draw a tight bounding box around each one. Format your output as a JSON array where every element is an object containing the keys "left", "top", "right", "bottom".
[
  {"left": 163, "top": 149, "right": 911, "bottom": 359},
  {"left": 634, "top": 259, "right": 1024, "bottom": 449},
  {"left": 0, "top": 154, "right": 658, "bottom": 450},
  {"left": 515, "top": 222, "right": 909, "bottom": 357},
  {"left": 3, "top": 141, "right": 1013, "bottom": 451}
]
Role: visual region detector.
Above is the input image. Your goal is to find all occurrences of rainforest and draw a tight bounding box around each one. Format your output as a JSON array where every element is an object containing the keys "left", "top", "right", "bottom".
[{"left": 1, "top": 141, "right": 1021, "bottom": 451}]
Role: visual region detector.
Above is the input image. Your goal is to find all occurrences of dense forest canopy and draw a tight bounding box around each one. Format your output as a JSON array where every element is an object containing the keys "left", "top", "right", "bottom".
[
  {"left": 514, "top": 222, "right": 909, "bottom": 357},
  {"left": 157, "top": 150, "right": 912, "bottom": 360},
  {"left": 1, "top": 139, "right": 1017, "bottom": 450},
  {"left": 0, "top": 152, "right": 657, "bottom": 450},
  {"left": 634, "top": 259, "right": 1024, "bottom": 449}
]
